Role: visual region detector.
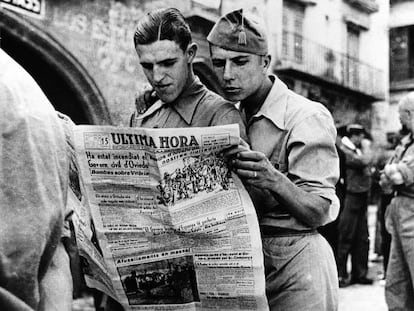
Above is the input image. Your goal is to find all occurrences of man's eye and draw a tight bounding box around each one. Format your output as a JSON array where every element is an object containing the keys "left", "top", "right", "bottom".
[
  {"left": 163, "top": 60, "right": 176, "bottom": 67},
  {"left": 212, "top": 61, "right": 225, "bottom": 68},
  {"left": 234, "top": 60, "right": 248, "bottom": 66},
  {"left": 141, "top": 63, "right": 153, "bottom": 70}
]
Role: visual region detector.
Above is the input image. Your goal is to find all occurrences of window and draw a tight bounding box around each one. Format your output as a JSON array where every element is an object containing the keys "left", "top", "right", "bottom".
[
  {"left": 390, "top": 26, "right": 414, "bottom": 82},
  {"left": 282, "top": 1, "right": 305, "bottom": 63},
  {"left": 345, "top": 26, "right": 360, "bottom": 88}
]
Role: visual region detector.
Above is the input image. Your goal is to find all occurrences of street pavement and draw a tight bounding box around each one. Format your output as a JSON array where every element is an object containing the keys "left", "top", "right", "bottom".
[
  {"left": 338, "top": 204, "right": 388, "bottom": 311},
  {"left": 72, "top": 205, "right": 388, "bottom": 311}
]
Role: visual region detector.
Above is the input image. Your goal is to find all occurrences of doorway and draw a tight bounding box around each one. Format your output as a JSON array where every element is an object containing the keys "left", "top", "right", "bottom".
[{"left": 0, "top": 9, "right": 111, "bottom": 125}]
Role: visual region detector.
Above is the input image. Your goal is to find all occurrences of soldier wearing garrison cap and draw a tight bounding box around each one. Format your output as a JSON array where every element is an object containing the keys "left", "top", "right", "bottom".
[
  {"left": 210, "top": 9, "right": 340, "bottom": 310},
  {"left": 133, "top": 9, "right": 340, "bottom": 309},
  {"left": 207, "top": 9, "right": 268, "bottom": 56}
]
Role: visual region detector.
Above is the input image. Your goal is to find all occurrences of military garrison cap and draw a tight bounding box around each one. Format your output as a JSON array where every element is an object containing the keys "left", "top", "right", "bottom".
[{"left": 207, "top": 9, "right": 268, "bottom": 56}]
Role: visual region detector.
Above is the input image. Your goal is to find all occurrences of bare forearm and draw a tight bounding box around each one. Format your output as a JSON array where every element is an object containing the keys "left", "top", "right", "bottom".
[
  {"left": 265, "top": 173, "right": 331, "bottom": 228},
  {"left": 227, "top": 146, "right": 332, "bottom": 228}
]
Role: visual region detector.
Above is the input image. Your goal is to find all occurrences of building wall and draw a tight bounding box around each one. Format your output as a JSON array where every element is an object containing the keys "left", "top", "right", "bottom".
[
  {"left": 1, "top": 0, "right": 197, "bottom": 126},
  {"left": 390, "top": 0, "right": 414, "bottom": 28},
  {"left": 262, "top": 0, "right": 389, "bottom": 143},
  {"left": 48, "top": 0, "right": 193, "bottom": 126},
  {"left": 1, "top": 0, "right": 390, "bottom": 142},
  {"left": 388, "top": 0, "right": 414, "bottom": 134},
  {"left": 365, "top": 0, "right": 390, "bottom": 143}
]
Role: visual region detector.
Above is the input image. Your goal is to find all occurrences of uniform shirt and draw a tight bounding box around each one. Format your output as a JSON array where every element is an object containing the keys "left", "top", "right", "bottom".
[
  {"left": 242, "top": 75, "right": 339, "bottom": 230},
  {"left": 130, "top": 77, "right": 247, "bottom": 140}
]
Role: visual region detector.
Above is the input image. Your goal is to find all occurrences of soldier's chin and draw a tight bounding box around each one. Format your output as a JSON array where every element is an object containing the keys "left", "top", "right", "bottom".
[
  {"left": 223, "top": 92, "right": 243, "bottom": 102},
  {"left": 158, "top": 93, "right": 177, "bottom": 104}
]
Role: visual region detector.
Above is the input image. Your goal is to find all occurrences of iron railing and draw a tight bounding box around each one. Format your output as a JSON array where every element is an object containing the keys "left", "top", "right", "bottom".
[{"left": 275, "top": 31, "right": 385, "bottom": 99}]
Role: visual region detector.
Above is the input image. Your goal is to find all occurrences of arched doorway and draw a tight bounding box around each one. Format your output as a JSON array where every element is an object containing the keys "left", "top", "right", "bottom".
[{"left": 0, "top": 10, "right": 111, "bottom": 125}]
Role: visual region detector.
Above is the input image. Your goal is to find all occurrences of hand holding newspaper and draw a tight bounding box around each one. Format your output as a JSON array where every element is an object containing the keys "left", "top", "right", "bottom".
[{"left": 71, "top": 124, "right": 268, "bottom": 311}]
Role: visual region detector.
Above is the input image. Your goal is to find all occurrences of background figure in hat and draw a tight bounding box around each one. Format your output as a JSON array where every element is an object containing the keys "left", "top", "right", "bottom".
[
  {"left": 380, "top": 92, "right": 414, "bottom": 310},
  {"left": 336, "top": 124, "right": 374, "bottom": 287},
  {"left": 209, "top": 9, "right": 340, "bottom": 310}
]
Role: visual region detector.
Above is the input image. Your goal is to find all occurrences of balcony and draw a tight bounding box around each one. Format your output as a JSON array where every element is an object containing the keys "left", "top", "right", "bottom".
[
  {"left": 274, "top": 31, "right": 385, "bottom": 100},
  {"left": 343, "top": 0, "right": 379, "bottom": 14}
]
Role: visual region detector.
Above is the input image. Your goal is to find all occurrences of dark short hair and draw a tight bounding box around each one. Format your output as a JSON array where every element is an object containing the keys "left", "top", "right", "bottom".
[{"left": 133, "top": 8, "right": 192, "bottom": 51}]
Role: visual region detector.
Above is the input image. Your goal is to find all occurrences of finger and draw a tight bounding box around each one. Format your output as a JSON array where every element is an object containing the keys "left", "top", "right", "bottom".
[
  {"left": 135, "top": 97, "right": 144, "bottom": 113},
  {"left": 235, "top": 168, "right": 258, "bottom": 179},
  {"left": 135, "top": 91, "right": 148, "bottom": 113},
  {"left": 232, "top": 159, "right": 261, "bottom": 171},
  {"left": 143, "top": 84, "right": 153, "bottom": 92},
  {"left": 239, "top": 138, "right": 250, "bottom": 149},
  {"left": 236, "top": 150, "right": 265, "bottom": 161},
  {"left": 137, "top": 98, "right": 147, "bottom": 114},
  {"left": 149, "top": 91, "right": 158, "bottom": 104},
  {"left": 223, "top": 145, "right": 248, "bottom": 159}
]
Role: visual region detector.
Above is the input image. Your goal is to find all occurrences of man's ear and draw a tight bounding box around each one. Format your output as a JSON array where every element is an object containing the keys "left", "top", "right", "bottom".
[
  {"left": 186, "top": 43, "right": 198, "bottom": 63},
  {"left": 262, "top": 54, "right": 271, "bottom": 73}
]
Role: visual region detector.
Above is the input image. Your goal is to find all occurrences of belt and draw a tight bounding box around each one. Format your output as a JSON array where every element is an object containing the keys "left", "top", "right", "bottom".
[{"left": 260, "top": 225, "right": 317, "bottom": 237}]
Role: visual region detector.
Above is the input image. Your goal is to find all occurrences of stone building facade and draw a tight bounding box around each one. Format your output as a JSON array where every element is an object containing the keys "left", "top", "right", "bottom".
[
  {"left": 0, "top": 0, "right": 220, "bottom": 126},
  {"left": 1, "top": 0, "right": 389, "bottom": 143}
]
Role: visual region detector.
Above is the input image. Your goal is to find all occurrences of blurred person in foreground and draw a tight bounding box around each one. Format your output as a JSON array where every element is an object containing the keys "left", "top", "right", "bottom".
[
  {"left": 380, "top": 92, "right": 414, "bottom": 310},
  {"left": 0, "top": 49, "right": 72, "bottom": 310},
  {"left": 336, "top": 124, "right": 374, "bottom": 287},
  {"left": 208, "top": 9, "right": 340, "bottom": 310}
]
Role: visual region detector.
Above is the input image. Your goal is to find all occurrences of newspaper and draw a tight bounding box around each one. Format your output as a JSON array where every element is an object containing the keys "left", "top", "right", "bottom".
[{"left": 72, "top": 124, "right": 269, "bottom": 311}]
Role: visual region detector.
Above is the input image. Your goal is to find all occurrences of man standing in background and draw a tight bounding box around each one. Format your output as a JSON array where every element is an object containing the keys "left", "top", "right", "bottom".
[
  {"left": 336, "top": 124, "right": 374, "bottom": 288},
  {"left": 380, "top": 92, "right": 414, "bottom": 311}
]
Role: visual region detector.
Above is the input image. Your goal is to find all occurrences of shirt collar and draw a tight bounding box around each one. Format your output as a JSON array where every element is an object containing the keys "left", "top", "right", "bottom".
[
  {"left": 136, "top": 76, "right": 205, "bottom": 125},
  {"left": 401, "top": 133, "right": 413, "bottom": 146},
  {"left": 244, "top": 75, "right": 289, "bottom": 130},
  {"left": 172, "top": 76, "right": 205, "bottom": 125}
]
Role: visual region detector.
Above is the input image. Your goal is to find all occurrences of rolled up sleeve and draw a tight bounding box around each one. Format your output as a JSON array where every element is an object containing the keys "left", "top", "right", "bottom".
[{"left": 288, "top": 112, "right": 340, "bottom": 223}]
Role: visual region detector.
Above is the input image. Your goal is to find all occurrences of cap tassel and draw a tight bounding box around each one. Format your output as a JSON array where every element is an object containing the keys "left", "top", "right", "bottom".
[
  {"left": 238, "top": 31, "right": 247, "bottom": 45},
  {"left": 238, "top": 10, "right": 247, "bottom": 45}
]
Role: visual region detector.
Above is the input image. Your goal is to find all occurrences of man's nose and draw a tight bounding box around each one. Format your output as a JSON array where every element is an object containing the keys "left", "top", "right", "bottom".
[
  {"left": 153, "top": 66, "right": 165, "bottom": 83},
  {"left": 223, "top": 61, "right": 234, "bottom": 81}
]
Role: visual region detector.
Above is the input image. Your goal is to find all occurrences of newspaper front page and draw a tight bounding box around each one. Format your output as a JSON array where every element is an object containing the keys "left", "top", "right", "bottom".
[{"left": 72, "top": 124, "right": 268, "bottom": 311}]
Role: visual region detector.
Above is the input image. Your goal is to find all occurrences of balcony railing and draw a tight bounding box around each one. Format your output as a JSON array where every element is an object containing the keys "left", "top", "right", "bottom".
[
  {"left": 343, "top": 0, "right": 379, "bottom": 14},
  {"left": 275, "top": 31, "right": 385, "bottom": 99}
]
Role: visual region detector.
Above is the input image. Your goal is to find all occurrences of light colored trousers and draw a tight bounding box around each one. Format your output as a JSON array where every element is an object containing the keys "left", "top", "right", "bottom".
[
  {"left": 263, "top": 232, "right": 338, "bottom": 311},
  {"left": 385, "top": 196, "right": 414, "bottom": 311}
]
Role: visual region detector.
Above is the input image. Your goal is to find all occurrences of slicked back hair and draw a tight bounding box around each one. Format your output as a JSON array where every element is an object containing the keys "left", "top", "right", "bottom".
[{"left": 134, "top": 8, "right": 192, "bottom": 52}]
